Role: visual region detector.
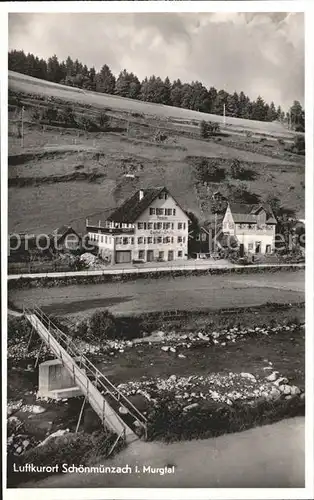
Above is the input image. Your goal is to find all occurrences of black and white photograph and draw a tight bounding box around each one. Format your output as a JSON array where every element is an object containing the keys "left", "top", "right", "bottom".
[{"left": 2, "top": 3, "right": 312, "bottom": 498}]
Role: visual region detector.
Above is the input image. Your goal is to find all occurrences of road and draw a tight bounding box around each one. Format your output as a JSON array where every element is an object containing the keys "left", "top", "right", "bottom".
[
  {"left": 21, "top": 417, "right": 305, "bottom": 488},
  {"left": 7, "top": 261, "right": 304, "bottom": 281}
]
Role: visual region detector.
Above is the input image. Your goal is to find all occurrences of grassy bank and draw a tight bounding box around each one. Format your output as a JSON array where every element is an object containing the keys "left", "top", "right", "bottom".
[
  {"left": 115, "top": 302, "right": 305, "bottom": 336},
  {"left": 146, "top": 395, "right": 305, "bottom": 442}
]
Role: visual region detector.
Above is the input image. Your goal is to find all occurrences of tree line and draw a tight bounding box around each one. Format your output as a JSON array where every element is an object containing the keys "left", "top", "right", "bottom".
[{"left": 8, "top": 50, "right": 305, "bottom": 129}]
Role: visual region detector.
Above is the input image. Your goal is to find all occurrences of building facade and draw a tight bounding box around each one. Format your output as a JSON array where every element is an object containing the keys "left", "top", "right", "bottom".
[
  {"left": 222, "top": 203, "right": 277, "bottom": 255},
  {"left": 86, "top": 187, "right": 190, "bottom": 264},
  {"left": 188, "top": 225, "right": 213, "bottom": 257}
]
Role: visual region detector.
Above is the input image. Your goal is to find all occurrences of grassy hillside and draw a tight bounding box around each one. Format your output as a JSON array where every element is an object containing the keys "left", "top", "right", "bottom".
[
  {"left": 9, "top": 71, "right": 298, "bottom": 138},
  {"left": 8, "top": 72, "right": 305, "bottom": 235}
]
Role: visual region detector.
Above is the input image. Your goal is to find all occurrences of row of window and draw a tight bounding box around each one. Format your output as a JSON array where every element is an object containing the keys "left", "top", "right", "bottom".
[
  {"left": 138, "top": 250, "right": 184, "bottom": 259},
  {"left": 196, "top": 233, "right": 208, "bottom": 242},
  {"left": 223, "top": 222, "right": 274, "bottom": 230},
  {"left": 90, "top": 233, "right": 112, "bottom": 244},
  {"left": 149, "top": 208, "right": 176, "bottom": 216},
  {"left": 138, "top": 221, "right": 186, "bottom": 230},
  {"left": 248, "top": 242, "right": 272, "bottom": 253},
  {"left": 116, "top": 236, "right": 187, "bottom": 245},
  {"left": 90, "top": 233, "right": 187, "bottom": 245},
  {"left": 238, "top": 224, "right": 273, "bottom": 230}
]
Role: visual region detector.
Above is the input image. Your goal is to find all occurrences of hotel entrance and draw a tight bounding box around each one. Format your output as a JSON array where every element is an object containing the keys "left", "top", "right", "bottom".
[
  {"left": 168, "top": 250, "right": 174, "bottom": 261},
  {"left": 147, "top": 249, "right": 154, "bottom": 262}
]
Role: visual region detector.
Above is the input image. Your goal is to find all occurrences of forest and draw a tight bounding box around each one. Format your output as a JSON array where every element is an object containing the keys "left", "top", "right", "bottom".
[{"left": 8, "top": 49, "right": 305, "bottom": 130}]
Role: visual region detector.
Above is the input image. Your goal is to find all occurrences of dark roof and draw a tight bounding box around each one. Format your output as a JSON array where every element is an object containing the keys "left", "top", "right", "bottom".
[
  {"left": 50, "top": 225, "right": 80, "bottom": 240},
  {"left": 203, "top": 213, "right": 224, "bottom": 227},
  {"left": 232, "top": 213, "right": 258, "bottom": 223},
  {"left": 228, "top": 203, "right": 277, "bottom": 224},
  {"left": 108, "top": 187, "right": 183, "bottom": 223}
]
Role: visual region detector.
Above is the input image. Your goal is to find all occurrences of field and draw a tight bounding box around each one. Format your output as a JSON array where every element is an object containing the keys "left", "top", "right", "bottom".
[
  {"left": 9, "top": 269, "right": 305, "bottom": 317},
  {"left": 8, "top": 71, "right": 305, "bottom": 235}
]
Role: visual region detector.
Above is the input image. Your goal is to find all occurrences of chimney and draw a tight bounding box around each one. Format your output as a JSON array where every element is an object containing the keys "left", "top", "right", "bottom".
[{"left": 139, "top": 189, "right": 144, "bottom": 201}]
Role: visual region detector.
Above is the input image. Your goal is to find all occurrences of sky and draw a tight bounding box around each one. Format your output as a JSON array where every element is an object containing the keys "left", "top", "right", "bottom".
[{"left": 9, "top": 12, "right": 304, "bottom": 110}]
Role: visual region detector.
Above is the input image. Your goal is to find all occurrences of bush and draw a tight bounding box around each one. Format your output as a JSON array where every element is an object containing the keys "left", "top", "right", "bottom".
[
  {"left": 292, "top": 135, "right": 305, "bottom": 155},
  {"left": 98, "top": 112, "right": 110, "bottom": 129},
  {"left": 230, "top": 159, "right": 257, "bottom": 181},
  {"left": 232, "top": 186, "right": 260, "bottom": 204},
  {"left": 55, "top": 106, "right": 76, "bottom": 127},
  {"left": 42, "top": 105, "right": 58, "bottom": 124},
  {"left": 68, "top": 256, "right": 89, "bottom": 271},
  {"left": 31, "top": 108, "right": 41, "bottom": 122},
  {"left": 295, "top": 124, "right": 305, "bottom": 133},
  {"left": 195, "top": 158, "right": 225, "bottom": 183},
  {"left": 75, "top": 114, "right": 99, "bottom": 132},
  {"left": 74, "top": 309, "right": 119, "bottom": 341},
  {"left": 7, "top": 429, "right": 123, "bottom": 486},
  {"left": 200, "top": 120, "right": 220, "bottom": 138},
  {"left": 8, "top": 317, "right": 32, "bottom": 345}
]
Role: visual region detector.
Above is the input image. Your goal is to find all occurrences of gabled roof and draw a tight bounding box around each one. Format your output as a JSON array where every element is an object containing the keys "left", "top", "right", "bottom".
[
  {"left": 227, "top": 202, "right": 276, "bottom": 224},
  {"left": 229, "top": 203, "right": 258, "bottom": 215},
  {"left": 50, "top": 225, "right": 80, "bottom": 241},
  {"left": 107, "top": 187, "right": 188, "bottom": 223}
]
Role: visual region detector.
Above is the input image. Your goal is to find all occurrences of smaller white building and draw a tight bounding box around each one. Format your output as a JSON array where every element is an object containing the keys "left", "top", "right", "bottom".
[{"left": 222, "top": 202, "right": 277, "bottom": 255}]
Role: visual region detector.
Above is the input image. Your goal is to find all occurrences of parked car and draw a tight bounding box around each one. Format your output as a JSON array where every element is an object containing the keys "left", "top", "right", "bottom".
[{"left": 132, "top": 259, "right": 145, "bottom": 265}]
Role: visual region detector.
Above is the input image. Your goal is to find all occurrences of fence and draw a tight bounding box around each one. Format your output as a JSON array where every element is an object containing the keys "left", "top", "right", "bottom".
[{"left": 8, "top": 262, "right": 72, "bottom": 275}]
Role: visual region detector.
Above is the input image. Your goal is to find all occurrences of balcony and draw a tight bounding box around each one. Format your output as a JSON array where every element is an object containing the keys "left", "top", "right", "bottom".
[
  {"left": 234, "top": 225, "right": 275, "bottom": 236},
  {"left": 86, "top": 218, "right": 135, "bottom": 234}
]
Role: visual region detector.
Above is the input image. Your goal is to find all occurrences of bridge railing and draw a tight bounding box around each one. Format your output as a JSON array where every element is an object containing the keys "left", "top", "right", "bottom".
[{"left": 24, "top": 305, "right": 148, "bottom": 438}]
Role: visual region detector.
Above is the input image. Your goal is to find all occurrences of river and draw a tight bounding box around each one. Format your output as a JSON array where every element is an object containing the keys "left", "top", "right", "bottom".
[{"left": 22, "top": 417, "right": 305, "bottom": 488}]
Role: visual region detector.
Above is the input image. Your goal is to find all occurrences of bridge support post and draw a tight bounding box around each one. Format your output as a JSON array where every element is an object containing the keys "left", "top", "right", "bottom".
[
  {"left": 27, "top": 325, "right": 35, "bottom": 352},
  {"left": 34, "top": 339, "right": 44, "bottom": 368},
  {"left": 75, "top": 396, "right": 87, "bottom": 433},
  {"left": 37, "top": 359, "right": 84, "bottom": 399},
  {"left": 102, "top": 399, "right": 106, "bottom": 423}
]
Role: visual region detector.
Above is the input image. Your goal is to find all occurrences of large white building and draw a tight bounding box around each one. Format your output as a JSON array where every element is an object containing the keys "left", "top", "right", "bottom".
[
  {"left": 86, "top": 187, "right": 190, "bottom": 264},
  {"left": 222, "top": 202, "right": 277, "bottom": 255}
]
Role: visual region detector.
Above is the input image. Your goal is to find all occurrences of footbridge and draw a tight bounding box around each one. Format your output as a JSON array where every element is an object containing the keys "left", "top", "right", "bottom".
[{"left": 23, "top": 305, "right": 148, "bottom": 450}]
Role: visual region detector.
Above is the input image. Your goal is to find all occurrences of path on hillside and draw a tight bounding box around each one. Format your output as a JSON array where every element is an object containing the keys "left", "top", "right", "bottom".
[{"left": 21, "top": 417, "right": 305, "bottom": 488}]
